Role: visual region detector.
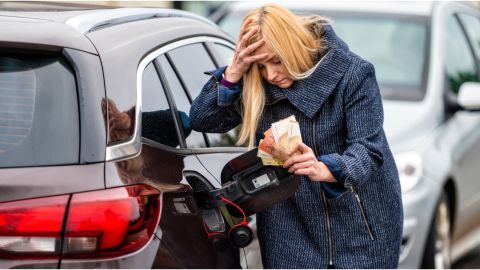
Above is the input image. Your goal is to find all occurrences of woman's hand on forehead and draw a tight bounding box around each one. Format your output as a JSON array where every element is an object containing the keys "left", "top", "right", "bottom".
[{"left": 224, "top": 19, "right": 269, "bottom": 83}]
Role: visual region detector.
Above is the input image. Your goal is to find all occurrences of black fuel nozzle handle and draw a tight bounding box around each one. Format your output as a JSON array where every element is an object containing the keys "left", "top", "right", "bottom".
[{"left": 194, "top": 180, "right": 244, "bottom": 209}]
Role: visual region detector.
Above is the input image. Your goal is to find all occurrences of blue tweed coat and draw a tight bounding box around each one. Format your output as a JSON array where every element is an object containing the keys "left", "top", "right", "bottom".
[{"left": 190, "top": 25, "right": 403, "bottom": 269}]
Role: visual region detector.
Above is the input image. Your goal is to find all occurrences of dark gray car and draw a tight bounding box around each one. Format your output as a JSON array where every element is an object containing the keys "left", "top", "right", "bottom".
[{"left": 0, "top": 3, "right": 257, "bottom": 268}]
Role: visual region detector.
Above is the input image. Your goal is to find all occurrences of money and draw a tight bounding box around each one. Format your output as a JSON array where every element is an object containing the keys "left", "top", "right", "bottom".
[
  {"left": 257, "top": 115, "right": 303, "bottom": 166},
  {"left": 272, "top": 115, "right": 296, "bottom": 152},
  {"left": 287, "top": 122, "right": 302, "bottom": 152},
  {"left": 258, "top": 129, "right": 276, "bottom": 156}
]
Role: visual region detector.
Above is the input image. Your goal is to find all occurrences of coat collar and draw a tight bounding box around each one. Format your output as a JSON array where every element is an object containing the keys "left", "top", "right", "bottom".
[{"left": 264, "top": 25, "right": 352, "bottom": 118}]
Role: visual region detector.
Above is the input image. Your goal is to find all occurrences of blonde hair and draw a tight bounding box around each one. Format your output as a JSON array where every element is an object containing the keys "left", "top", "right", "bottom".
[{"left": 236, "top": 3, "right": 329, "bottom": 148}]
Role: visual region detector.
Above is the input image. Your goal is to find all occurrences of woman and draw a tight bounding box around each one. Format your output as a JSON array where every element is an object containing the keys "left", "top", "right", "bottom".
[{"left": 190, "top": 3, "right": 403, "bottom": 269}]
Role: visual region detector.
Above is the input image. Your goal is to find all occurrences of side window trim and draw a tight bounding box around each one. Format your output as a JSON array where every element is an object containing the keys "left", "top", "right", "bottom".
[
  {"left": 165, "top": 52, "right": 193, "bottom": 103},
  {"left": 142, "top": 137, "right": 191, "bottom": 155},
  {"left": 162, "top": 49, "right": 210, "bottom": 148},
  {"left": 152, "top": 56, "right": 187, "bottom": 148},
  {"left": 162, "top": 41, "right": 235, "bottom": 149},
  {"left": 203, "top": 42, "right": 221, "bottom": 68},
  {"left": 106, "top": 36, "right": 234, "bottom": 161}
]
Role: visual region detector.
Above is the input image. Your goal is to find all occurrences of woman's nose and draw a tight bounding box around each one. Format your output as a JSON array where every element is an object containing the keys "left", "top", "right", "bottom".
[{"left": 266, "top": 66, "right": 278, "bottom": 81}]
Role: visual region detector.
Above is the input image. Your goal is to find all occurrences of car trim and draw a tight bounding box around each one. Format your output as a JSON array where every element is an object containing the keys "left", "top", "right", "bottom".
[
  {"left": 65, "top": 8, "right": 217, "bottom": 34},
  {"left": 190, "top": 147, "right": 248, "bottom": 154},
  {"left": 142, "top": 137, "right": 192, "bottom": 155},
  {"left": 105, "top": 36, "right": 234, "bottom": 161}
]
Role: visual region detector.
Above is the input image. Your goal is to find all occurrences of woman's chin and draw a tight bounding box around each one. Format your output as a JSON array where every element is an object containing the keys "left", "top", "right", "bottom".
[{"left": 273, "top": 79, "right": 293, "bottom": 88}]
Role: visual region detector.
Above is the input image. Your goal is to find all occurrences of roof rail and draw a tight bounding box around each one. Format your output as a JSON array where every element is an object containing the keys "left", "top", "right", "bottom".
[{"left": 65, "top": 7, "right": 217, "bottom": 34}]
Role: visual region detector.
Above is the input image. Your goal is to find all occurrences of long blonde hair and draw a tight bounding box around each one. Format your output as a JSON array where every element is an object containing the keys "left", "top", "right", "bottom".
[{"left": 236, "top": 3, "right": 329, "bottom": 148}]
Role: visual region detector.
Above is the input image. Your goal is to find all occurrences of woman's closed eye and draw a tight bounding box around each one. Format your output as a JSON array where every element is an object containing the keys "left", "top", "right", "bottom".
[
  {"left": 272, "top": 58, "right": 282, "bottom": 65},
  {"left": 257, "top": 59, "right": 281, "bottom": 69}
]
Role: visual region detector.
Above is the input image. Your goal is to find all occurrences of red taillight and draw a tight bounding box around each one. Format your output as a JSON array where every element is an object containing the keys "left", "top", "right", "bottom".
[
  {"left": 0, "top": 185, "right": 161, "bottom": 260},
  {"left": 0, "top": 195, "right": 69, "bottom": 259},
  {"left": 63, "top": 185, "right": 161, "bottom": 259}
]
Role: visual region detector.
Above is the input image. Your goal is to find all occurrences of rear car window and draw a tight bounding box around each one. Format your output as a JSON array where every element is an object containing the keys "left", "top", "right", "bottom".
[{"left": 0, "top": 54, "right": 79, "bottom": 168}]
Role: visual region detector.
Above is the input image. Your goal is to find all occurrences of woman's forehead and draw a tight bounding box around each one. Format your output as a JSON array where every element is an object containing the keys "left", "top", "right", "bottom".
[{"left": 254, "top": 43, "right": 275, "bottom": 56}]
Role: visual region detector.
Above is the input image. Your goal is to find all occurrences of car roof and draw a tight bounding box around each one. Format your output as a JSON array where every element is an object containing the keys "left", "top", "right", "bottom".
[
  {"left": 0, "top": 14, "right": 99, "bottom": 53},
  {"left": 0, "top": 3, "right": 221, "bottom": 54},
  {"left": 216, "top": 1, "right": 437, "bottom": 17}
]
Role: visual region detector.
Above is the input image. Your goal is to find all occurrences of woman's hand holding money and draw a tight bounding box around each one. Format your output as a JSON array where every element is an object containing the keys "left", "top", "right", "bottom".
[{"left": 282, "top": 143, "right": 337, "bottom": 183}]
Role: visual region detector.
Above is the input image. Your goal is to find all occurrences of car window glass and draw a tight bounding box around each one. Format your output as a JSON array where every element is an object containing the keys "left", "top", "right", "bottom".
[
  {"left": 212, "top": 43, "right": 235, "bottom": 67},
  {"left": 445, "top": 16, "right": 479, "bottom": 94},
  {"left": 458, "top": 14, "right": 480, "bottom": 59},
  {"left": 142, "top": 62, "right": 170, "bottom": 112},
  {"left": 206, "top": 43, "right": 239, "bottom": 147},
  {"left": 0, "top": 54, "right": 79, "bottom": 168},
  {"left": 332, "top": 15, "right": 428, "bottom": 101},
  {"left": 167, "top": 43, "right": 215, "bottom": 100},
  {"left": 141, "top": 62, "right": 181, "bottom": 148},
  {"left": 157, "top": 55, "right": 206, "bottom": 148}
]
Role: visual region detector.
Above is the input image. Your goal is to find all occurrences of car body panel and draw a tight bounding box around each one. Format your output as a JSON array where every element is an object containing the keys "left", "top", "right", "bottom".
[
  {"left": 400, "top": 174, "right": 442, "bottom": 267},
  {"left": 104, "top": 141, "right": 241, "bottom": 268},
  {"left": 194, "top": 150, "right": 245, "bottom": 185},
  {"left": 62, "top": 48, "right": 107, "bottom": 164},
  {"left": 0, "top": 259, "right": 59, "bottom": 269},
  {"left": 0, "top": 163, "right": 105, "bottom": 203},
  {"left": 60, "top": 235, "right": 160, "bottom": 269}
]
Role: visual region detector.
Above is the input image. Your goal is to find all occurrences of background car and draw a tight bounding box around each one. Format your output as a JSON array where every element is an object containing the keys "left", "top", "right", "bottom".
[
  {"left": 0, "top": 3, "right": 266, "bottom": 268},
  {"left": 210, "top": 1, "right": 480, "bottom": 269}
]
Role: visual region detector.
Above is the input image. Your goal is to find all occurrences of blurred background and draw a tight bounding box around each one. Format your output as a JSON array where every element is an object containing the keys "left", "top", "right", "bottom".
[{"left": 2, "top": 0, "right": 479, "bottom": 17}]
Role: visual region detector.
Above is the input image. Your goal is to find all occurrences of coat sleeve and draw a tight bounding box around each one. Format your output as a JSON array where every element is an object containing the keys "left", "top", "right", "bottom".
[
  {"left": 189, "top": 66, "right": 242, "bottom": 133},
  {"left": 319, "top": 61, "right": 386, "bottom": 188}
]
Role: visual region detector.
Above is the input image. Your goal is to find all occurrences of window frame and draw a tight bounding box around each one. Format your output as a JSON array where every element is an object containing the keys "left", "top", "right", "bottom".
[
  {"left": 158, "top": 52, "right": 209, "bottom": 148},
  {"left": 443, "top": 13, "right": 479, "bottom": 96},
  {"left": 457, "top": 13, "right": 480, "bottom": 78},
  {"left": 107, "top": 36, "right": 239, "bottom": 160},
  {"left": 159, "top": 38, "right": 238, "bottom": 150}
]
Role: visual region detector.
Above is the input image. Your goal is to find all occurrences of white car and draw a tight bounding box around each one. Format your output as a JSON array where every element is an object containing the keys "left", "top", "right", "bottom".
[{"left": 211, "top": 1, "right": 480, "bottom": 268}]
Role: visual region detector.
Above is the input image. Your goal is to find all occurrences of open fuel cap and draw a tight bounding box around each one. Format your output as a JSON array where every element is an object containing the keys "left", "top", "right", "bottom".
[{"left": 219, "top": 147, "right": 300, "bottom": 217}]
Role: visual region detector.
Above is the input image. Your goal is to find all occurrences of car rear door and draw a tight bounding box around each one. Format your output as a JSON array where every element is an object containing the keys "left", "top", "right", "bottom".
[
  {"left": 156, "top": 37, "right": 264, "bottom": 269},
  {"left": 108, "top": 37, "right": 244, "bottom": 268}
]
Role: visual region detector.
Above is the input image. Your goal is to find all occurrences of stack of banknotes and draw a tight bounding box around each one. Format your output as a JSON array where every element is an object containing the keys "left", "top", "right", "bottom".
[{"left": 257, "top": 115, "right": 303, "bottom": 166}]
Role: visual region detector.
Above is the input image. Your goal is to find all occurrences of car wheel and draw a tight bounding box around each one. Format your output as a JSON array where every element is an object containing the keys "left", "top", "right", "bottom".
[{"left": 421, "top": 192, "right": 452, "bottom": 269}]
